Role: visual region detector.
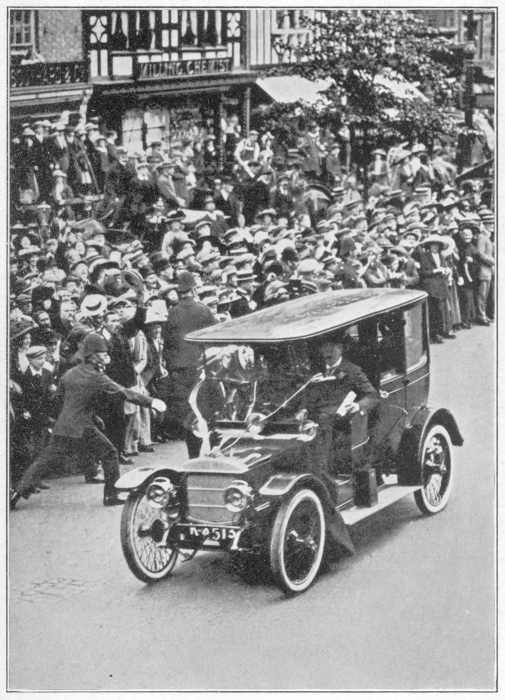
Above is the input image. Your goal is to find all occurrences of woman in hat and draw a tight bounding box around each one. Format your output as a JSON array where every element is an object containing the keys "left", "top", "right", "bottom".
[
  {"left": 362, "top": 246, "right": 389, "bottom": 288},
  {"left": 440, "top": 229, "right": 462, "bottom": 331},
  {"left": 455, "top": 225, "right": 478, "bottom": 328},
  {"left": 10, "top": 317, "right": 37, "bottom": 380},
  {"left": 418, "top": 235, "right": 454, "bottom": 343},
  {"left": 50, "top": 169, "right": 75, "bottom": 209}
]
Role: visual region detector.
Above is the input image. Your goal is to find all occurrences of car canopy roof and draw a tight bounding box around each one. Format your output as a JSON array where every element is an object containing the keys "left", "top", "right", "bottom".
[{"left": 187, "top": 288, "right": 427, "bottom": 345}]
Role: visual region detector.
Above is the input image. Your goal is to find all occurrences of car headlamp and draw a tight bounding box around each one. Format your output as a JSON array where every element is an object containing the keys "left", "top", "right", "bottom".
[
  {"left": 224, "top": 480, "right": 253, "bottom": 513},
  {"left": 146, "top": 476, "right": 176, "bottom": 510}
]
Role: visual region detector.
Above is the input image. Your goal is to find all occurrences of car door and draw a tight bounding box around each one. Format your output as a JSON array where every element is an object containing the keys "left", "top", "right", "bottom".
[
  {"left": 372, "top": 311, "right": 409, "bottom": 466},
  {"left": 403, "top": 301, "right": 430, "bottom": 419}
]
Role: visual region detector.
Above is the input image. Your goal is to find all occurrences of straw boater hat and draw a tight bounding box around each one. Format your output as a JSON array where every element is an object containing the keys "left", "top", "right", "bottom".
[{"left": 79, "top": 294, "right": 108, "bottom": 317}]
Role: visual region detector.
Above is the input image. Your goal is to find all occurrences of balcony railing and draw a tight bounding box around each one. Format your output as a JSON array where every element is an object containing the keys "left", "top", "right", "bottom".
[{"left": 10, "top": 60, "right": 89, "bottom": 89}]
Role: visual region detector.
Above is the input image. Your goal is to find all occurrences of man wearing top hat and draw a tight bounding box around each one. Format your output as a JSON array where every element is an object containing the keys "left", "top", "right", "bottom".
[{"left": 11, "top": 333, "right": 166, "bottom": 509}]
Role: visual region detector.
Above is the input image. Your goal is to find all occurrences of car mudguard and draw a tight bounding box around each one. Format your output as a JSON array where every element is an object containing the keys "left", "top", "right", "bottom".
[
  {"left": 115, "top": 466, "right": 178, "bottom": 491},
  {"left": 259, "top": 472, "right": 355, "bottom": 555},
  {"left": 397, "top": 406, "right": 463, "bottom": 486}
]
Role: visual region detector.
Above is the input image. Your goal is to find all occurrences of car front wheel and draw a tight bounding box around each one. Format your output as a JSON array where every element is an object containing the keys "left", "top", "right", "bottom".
[
  {"left": 120, "top": 491, "right": 178, "bottom": 583},
  {"left": 270, "top": 488, "right": 326, "bottom": 595},
  {"left": 414, "top": 424, "right": 453, "bottom": 515}
]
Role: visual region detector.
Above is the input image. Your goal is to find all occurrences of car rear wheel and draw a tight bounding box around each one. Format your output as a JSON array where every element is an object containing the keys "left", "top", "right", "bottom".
[
  {"left": 414, "top": 424, "right": 453, "bottom": 515},
  {"left": 121, "top": 491, "right": 178, "bottom": 583},
  {"left": 270, "top": 488, "right": 326, "bottom": 595}
]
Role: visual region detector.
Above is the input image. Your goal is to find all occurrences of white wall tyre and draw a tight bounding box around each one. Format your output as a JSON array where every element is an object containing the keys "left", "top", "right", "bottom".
[
  {"left": 414, "top": 424, "right": 453, "bottom": 515},
  {"left": 120, "top": 491, "right": 178, "bottom": 583},
  {"left": 270, "top": 488, "right": 326, "bottom": 595}
]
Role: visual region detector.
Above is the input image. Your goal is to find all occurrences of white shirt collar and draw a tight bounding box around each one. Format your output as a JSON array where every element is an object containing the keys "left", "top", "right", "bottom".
[{"left": 325, "top": 356, "right": 343, "bottom": 375}]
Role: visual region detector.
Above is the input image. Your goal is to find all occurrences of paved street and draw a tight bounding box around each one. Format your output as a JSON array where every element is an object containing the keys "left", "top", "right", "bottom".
[{"left": 8, "top": 324, "right": 496, "bottom": 691}]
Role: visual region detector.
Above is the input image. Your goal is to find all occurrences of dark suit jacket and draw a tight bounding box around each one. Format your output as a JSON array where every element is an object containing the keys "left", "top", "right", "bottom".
[
  {"left": 418, "top": 250, "right": 449, "bottom": 300},
  {"left": 164, "top": 297, "right": 215, "bottom": 370},
  {"left": 53, "top": 363, "right": 152, "bottom": 438},
  {"left": 107, "top": 330, "right": 136, "bottom": 388},
  {"left": 307, "top": 359, "right": 380, "bottom": 419},
  {"left": 19, "top": 367, "right": 56, "bottom": 428}
]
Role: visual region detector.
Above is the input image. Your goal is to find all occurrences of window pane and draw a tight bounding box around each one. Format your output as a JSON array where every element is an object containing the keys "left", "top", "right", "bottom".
[
  {"left": 404, "top": 304, "right": 426, "bottom": 370},
  {"left": 378, "top": 311, "right": 405, "bottom": 380}
]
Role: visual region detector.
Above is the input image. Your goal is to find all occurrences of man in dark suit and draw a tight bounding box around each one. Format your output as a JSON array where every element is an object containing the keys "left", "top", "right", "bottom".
[
  {"left": 213, "top": 177, "right": 242, "bottom": 227},
  {"left": 11, "top": 333, "right": 166, "bottom": 508},
  {"left": 164, "top": 271, "right": 216, "bottom": 457},
  {"left": 307, "top": 336, "right": 380, "bottom": 498},
  {"left": 104, "top": 301, "right": 141, "bottom": 465},
  {"left": 18, "top": 346, "right": 58, "bottom": 485}
]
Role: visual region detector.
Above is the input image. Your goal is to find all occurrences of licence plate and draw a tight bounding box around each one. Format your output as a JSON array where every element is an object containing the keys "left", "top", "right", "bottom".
[{"left": 187, "top": 525, "right": 240, "bottom": 543}]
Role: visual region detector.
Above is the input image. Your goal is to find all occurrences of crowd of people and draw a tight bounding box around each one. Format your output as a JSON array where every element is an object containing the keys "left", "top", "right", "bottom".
[{"left": 9, "top": 107, "right": 495, "bottom": 506}]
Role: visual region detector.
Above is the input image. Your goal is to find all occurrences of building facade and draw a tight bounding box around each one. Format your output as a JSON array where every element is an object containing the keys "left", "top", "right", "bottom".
[
  {"left": 10, "top": 8, "right": 321, "bottom": 144},
  {"left": 10, "top": 8, "right": 495, "bottom": 143}
]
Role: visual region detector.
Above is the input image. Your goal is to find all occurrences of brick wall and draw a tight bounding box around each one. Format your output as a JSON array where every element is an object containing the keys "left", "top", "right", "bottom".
[{"left": 37, "top": 10, "right": 83, "bottom": 62}]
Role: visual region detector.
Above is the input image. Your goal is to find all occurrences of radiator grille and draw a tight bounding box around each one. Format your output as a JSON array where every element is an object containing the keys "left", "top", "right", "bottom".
[{"left": 186, "top": 474, "right": 238, "bottom": 524}]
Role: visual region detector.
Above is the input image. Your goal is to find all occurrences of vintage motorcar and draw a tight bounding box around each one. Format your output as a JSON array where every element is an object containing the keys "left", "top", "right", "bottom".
[{"left": 116, "top": 288, "right": 463, "bottom": 595}]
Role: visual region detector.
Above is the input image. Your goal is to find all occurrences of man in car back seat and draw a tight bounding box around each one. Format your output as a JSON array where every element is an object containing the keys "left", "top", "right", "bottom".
[{"left": 306, "top": 335, "right": 380, "bottom": 498}]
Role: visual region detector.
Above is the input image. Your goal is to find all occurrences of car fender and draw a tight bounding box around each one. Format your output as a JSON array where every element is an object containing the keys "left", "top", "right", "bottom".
[
  {"left": 259, "top": 473, "right": 355, "bottom": 555},
  {"left": 397, "top": 406, "right": 463, "bottom": 485},
  {"left": 115, "top": 466, "right": 179, "bottom": 491}
]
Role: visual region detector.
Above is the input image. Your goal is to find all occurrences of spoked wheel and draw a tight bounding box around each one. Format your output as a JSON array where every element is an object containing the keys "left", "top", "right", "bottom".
[
  {"left": 414, "top": 424, "right": 453, "bottom": 515},
  {"left": 120, "top": 491, "right": 178, "bottom": 583},
  {"left": 270, "top": 489, "right": 326, "bottom": 595}
]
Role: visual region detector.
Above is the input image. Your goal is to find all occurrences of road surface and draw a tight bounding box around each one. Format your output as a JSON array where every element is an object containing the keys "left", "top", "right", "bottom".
[{"left": 8, "top": 324, "right": 496, "bottom": 690}]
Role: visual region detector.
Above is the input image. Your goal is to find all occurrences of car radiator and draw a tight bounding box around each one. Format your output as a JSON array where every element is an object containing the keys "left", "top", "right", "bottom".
[{"left": 186, "top": 473, "right": 239, "bottom": 524}]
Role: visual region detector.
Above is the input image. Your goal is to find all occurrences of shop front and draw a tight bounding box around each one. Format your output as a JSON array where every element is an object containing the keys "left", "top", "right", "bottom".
[{"left": 84, "top": 9, "right": 255, "bottom": 159}]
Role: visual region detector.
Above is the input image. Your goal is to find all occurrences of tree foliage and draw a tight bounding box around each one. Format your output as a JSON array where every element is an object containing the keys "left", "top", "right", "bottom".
[{"left": 261, "top": 10, "right": 465, "bottom": 153}]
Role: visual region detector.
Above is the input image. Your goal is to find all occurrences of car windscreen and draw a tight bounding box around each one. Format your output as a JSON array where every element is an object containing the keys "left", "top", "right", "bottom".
[{"left": 199, "top": 343, "right": 313, "bottom": 423}]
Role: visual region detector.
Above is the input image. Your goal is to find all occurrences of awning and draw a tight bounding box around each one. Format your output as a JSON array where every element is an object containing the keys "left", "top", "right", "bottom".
[
  {"left": 256, "top": 75, "right": 333, "bottom": 105},
  {"left": 374, "top": 73, "right": 428, "bottom": 103}
]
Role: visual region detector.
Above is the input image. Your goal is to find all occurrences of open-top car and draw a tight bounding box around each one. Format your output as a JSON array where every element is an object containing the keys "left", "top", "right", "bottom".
[{"left": 116, "top": 288, "right": 463, "bottom": 595}]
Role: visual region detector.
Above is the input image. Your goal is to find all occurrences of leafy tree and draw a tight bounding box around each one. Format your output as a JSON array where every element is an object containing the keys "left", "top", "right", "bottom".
[{"left": 260, "top": 10, "right": 465, "bottom": 162}]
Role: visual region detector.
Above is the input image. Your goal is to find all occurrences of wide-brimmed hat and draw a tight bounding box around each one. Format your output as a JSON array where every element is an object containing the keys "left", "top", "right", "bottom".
[
  {"left": 80, "top": 294, "right": 108, "bottom": 317},
  {"left": 11, "top": 317, "right": 38, "bottom": 341},
  {"left": 165, "top": 209, "right": 186, "bottom": 223},
  {"left": 422, "top": 235, "right": 450, "bottom": 249}
]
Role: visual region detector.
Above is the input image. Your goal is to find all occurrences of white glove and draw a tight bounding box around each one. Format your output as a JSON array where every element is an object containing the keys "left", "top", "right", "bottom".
[{"left": 151, "top": 398, "right": 167, "bottom": 414}]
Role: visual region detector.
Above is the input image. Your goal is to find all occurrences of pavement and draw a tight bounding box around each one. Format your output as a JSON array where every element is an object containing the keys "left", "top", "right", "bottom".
[{"left": 8, "top": 323, "right": 496, "bottom": 691}]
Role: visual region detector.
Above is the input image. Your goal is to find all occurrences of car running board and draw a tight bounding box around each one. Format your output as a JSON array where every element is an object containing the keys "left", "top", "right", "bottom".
[{"left": 340, "top": 485, "right": 421, "bottom": 526}]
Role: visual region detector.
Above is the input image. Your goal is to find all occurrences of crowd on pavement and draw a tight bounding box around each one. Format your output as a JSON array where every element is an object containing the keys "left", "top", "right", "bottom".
[{"left": 9, "top": 108, "right": 495, "bottom": 506}]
